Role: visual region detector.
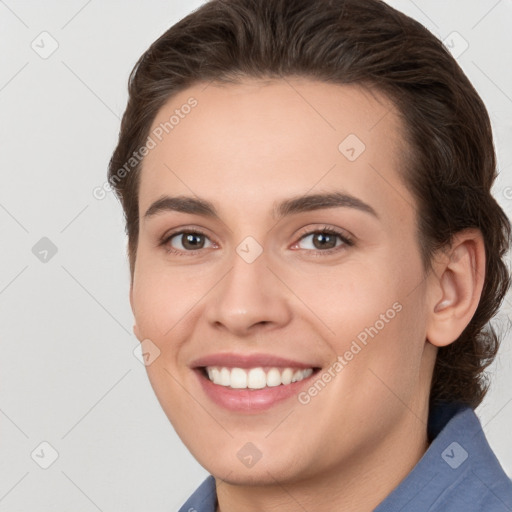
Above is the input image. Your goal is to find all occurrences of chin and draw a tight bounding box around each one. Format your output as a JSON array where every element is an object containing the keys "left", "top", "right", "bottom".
[{"left": 194, "top": 447, "right": 315, "bottom": 487}]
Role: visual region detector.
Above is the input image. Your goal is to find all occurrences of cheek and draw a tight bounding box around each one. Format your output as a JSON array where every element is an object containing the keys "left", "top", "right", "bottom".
[
  {"left": 131, "top": 258, "right": 207, "bottom": 340},
  {"left": 292, "top": 252, "right": 426, "bottom": 376},
  {"left": 332, "top": 286, "right": 427, "bottom": 411},
  {"left": 284, "top": 259, "right": 403, "bottom": 338}
]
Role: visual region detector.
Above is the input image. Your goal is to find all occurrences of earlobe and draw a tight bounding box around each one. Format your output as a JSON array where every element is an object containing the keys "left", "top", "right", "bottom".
[{"left": 426, "top": 229, "right": 486, "bottom": 348}]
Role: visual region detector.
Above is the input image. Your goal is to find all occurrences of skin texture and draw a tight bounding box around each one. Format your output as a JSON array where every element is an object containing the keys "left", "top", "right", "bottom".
[{"left": 129, "top": 79, "right": 485, "bottom": 511}]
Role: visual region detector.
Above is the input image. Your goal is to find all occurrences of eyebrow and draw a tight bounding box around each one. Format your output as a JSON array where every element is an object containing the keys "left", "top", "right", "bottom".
[
  {"left": 275, "top": 191, "right": 378, "bottom": 219},
  {"left": 144, "top": 195, "right": 219, "bottom": 220},
  {"left": 143, "top": 191, "right": 379, "bottom": 221}
]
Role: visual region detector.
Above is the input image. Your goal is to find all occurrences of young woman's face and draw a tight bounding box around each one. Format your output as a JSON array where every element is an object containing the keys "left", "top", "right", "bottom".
[{"left": 130, "top": 79, "right": 437, "bottom": 485}]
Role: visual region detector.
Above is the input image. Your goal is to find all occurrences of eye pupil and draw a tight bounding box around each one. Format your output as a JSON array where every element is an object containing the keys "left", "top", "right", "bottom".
[
  {"left": 183, "top": 233, "right": 205, "bottom": 250},
  {"left": 313, "top": 233, "right": 336, "bottom": 249}
]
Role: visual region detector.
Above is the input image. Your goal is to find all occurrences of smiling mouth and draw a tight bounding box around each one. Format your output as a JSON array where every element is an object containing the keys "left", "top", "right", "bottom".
[{"left": 201, "top": 366, "right": 318, "bottom": 390}]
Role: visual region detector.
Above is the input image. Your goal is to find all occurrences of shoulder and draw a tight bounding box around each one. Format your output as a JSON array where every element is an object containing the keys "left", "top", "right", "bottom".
[{"left": 376, "top": 403, "right": 512, "bottom": 511}]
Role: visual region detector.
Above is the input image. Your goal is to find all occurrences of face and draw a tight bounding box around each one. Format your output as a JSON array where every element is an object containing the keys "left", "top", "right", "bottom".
[{"left": 130, "top": 78, "right": 436, "bottom": 485}]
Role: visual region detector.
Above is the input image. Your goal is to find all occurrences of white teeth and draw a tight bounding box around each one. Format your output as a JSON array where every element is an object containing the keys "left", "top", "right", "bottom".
[
  {"left": 266, "top": 368, "right": 282, "bottom": 387},
  {"left": 230, "top": 368, "right": 247, "bottom": 389},
  {"left": 205, "top": 366, "right": 314, "bottom": 389},
  {"left": 281, "top": 368, "right": 293, "bottom": 385},
  {"left": 247, "top": 368, "right": 267, "bottom": 389},
  {"left": 220, "top": 367, "right": 231, "bottom": 386}
]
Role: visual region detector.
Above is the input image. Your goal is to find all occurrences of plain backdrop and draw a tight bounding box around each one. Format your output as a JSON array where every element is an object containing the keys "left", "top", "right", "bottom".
[{"left": 0, "top": 1, "right": 511, "bottom": 511}]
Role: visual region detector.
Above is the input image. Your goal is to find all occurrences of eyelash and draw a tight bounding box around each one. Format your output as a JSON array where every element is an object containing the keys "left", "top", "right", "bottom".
[
  {"left": 159, "top": 225, "right": 354, "bottom": 257},
  {"left": 159, "top": 228, "right": 216, "bottom": 257},
  {"left": 294, "top": 226, "right": 354, "bottom": 256}
]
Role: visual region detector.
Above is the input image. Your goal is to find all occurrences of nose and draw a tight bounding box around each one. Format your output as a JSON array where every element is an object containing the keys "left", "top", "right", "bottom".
[{"left": 204, "top": 246, "right": 293, "bottom": 337}]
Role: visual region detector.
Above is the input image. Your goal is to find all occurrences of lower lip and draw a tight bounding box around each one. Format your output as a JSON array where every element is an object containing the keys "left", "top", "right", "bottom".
[{"left": 195, "top": 369, "right": 317, "bottom": 412}]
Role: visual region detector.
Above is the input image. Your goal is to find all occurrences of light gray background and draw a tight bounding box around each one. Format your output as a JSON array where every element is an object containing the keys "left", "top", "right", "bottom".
[{"left": 0, "top": 1, "right": 511, "bottom": 511}]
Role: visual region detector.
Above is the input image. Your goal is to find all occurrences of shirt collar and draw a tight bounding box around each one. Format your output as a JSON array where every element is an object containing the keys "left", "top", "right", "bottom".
[
  {"left": 375, "top": 402, "right": 512, "bottom": 511},
  {"left": 179, "top": 402, "right": 512, "bottom": 511}
]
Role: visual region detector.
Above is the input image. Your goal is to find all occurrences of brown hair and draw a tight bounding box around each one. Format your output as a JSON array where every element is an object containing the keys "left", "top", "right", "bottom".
[{"left": 108, "top": 0, "right": 511, "bottom": 408}]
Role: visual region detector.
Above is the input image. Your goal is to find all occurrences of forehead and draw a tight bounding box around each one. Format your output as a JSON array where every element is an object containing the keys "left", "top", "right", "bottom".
[{"left": 139, "top": 78, "right": 414, "bottom": 224}]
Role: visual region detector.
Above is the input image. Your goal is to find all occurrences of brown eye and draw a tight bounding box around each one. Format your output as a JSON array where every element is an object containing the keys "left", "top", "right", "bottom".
[
  {"left": 311, "top": 232, "right": 338, "bottom": 249},
  {"left": 168, "top": 231, "right": 213, "bottom": 251},
  {"left": 296, "top": 229, "right": 351, "bottom": 251}
]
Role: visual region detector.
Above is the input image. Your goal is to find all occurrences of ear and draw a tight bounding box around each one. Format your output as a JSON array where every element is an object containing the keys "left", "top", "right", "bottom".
[
  {"left": 129, "top": 283, "right": 141, "bottom": 342},
  {"left": 426, "top": 228, "right": 486, "bottom": 347}
]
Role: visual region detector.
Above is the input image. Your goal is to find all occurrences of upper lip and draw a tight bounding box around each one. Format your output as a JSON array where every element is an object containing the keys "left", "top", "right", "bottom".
[{"left": 190, "top": 352, "right": 320, "bottom": 369}]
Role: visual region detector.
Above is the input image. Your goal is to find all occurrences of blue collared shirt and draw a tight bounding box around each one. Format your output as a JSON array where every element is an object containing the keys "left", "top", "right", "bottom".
[{"left": 179, "top": 402, "right": 512, "bottom": 511}]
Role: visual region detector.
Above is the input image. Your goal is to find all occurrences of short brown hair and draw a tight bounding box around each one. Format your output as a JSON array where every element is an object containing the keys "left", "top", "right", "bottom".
[{"left": 108, "top": 0, "right": 511, "bottom": 408}]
